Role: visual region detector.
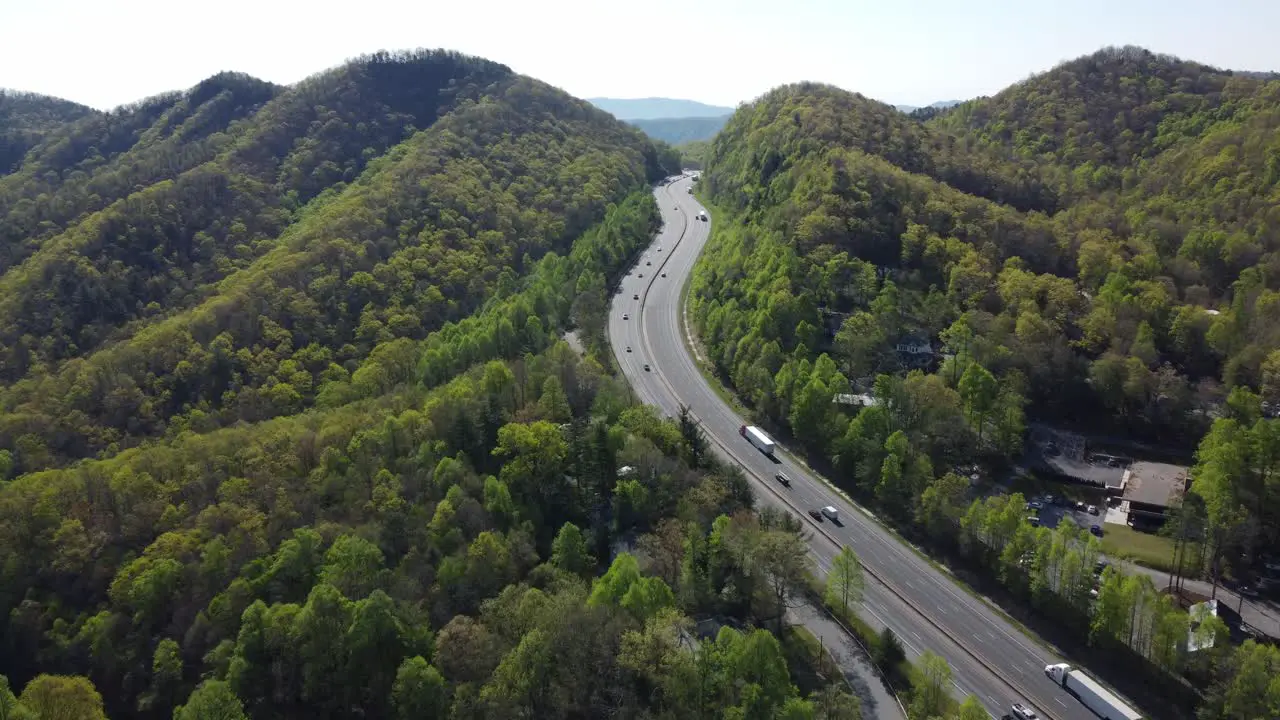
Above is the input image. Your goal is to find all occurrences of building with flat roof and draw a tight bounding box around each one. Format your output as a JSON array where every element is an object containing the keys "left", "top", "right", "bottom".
[{"left": 1120, "top": 461, "right": 1190, "bottom": 525}]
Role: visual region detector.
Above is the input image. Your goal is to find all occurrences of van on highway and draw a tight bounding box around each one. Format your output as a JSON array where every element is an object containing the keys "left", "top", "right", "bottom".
[{"left": 820, "top": 506, "right": 839, "bottom": 522}]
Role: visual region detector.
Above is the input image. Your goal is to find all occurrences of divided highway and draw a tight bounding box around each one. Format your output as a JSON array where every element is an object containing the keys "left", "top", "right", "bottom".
[{"left": 608, "top": 176, "right": 1106, "bottom": 720}]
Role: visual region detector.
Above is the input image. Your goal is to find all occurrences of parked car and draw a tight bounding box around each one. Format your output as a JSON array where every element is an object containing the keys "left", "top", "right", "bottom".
[
  {"left": 1027, "top": 500, "right": 1043, "bottom": 510},
  {"left": 1076, "top": 501, "right": 1086, "bottom": 511},
  {"left": 1087, "top": 504, "right": 1099, "bottom": 515},
  {"left": 1090, "top": 524, "right": 1103, "bottom": 537},
  {"left": 1027, "top": 516, "right": 1040, "bottom": 527}
]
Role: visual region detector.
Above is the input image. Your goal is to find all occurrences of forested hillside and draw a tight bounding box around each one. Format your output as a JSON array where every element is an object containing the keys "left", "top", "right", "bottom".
[
  {"left": 0, "top": 49, "right": 883, "bottom": 719},
  {"left": 693, "top": 45, "right": 1280, "bottom": 717},
  {"left": 0, "top": 90, "right": 97, "bottom": 176},
  {"left": 0, "top": 50, "right": 687, "bottom": 475}
]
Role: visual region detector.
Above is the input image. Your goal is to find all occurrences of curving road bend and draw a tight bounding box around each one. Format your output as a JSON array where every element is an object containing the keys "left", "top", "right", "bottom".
[{"left": 608, "top": 176, "right": 1110, "bottom": 720}]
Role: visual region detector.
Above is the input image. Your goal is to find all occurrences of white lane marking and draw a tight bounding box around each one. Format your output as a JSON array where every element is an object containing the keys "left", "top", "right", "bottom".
[{"left": 1055, "top": 698, "right": 1067, "bottom": 708}]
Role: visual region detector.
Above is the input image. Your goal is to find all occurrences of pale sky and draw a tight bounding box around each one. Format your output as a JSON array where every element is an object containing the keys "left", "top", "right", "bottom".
[{"left": 1, "top": 0, "right": 1276, "bottom": 111}]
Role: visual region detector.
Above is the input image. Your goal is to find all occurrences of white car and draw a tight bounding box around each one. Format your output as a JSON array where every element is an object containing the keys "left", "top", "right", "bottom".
[{"left": 1010, "top": 703, "right": 1038, "bottom": 720}]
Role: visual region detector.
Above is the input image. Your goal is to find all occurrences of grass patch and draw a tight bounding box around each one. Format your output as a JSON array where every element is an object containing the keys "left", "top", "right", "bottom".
[
  {"left": 1100, "top": 523, "right": 1177, "bottom": 573},
  {"left": 780, "top": 624, "right": 833, "bottom": 695}
]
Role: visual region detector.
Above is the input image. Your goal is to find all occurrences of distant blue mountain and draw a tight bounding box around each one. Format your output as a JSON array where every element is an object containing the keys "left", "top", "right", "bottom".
[
  {"left": 588, "top": 97, "right": 735, "bottom": 121},
  {"left": 894, "top": 99, "right": 963, "bottom": 113},
  {"left": 628, "top": 115, "right": 730, "bottom": 144}
]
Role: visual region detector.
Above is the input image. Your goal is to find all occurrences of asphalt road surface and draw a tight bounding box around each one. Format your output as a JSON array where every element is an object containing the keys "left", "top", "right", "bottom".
[{"left": 607, "top": 175, "right": 1119, "bottom": 720}]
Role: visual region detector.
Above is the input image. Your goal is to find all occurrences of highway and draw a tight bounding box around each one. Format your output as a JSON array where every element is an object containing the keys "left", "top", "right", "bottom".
[{"left": 607, "top": 175, "right": 1109, "bottom": 720}]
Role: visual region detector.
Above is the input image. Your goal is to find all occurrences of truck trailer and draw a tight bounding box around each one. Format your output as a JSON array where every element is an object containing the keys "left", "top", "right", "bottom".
[
  {"left": 739, "top": 425, "right": 776, "bottom": 456},
  {"left": 1044, "top": 664, "right": 1142, "bottom": 720}
]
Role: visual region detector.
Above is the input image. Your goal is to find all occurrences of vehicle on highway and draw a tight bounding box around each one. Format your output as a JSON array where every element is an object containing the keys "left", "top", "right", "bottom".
[
  {"left": 660, "top": 272, "right": 666, "bottom": 277},
  {"left": 625, "top": 346, "right": 631, "bottom": 352},
  {"left": 808, "top": 509, "right": 823, "bottom": 522},
  {"left": 774, "top": 473, "right": 791, "bottom": 487},
  {"left": 1045, "top": 664, "right": 1143, "bottom": 719},
  {"left": 1010, "top": 703, "right": 1039, "bottom": 720},
  {"left": 638, "top": 273, "right": 643, "bottom": 278},
  {"left": 657, "top": 246, "right": 662, "bottom": 251},
  {"left": 643, "top": 364, "right": 651, "bottom": 372},
  {"left": 622, "top": 313, "right": 629, "bottom": 320},
  {"left": 697, "top": 211, "right": 708, "bottom": 221},
  {"left": 820, "top": 506, "right": 839, "bottom": 522},
  {"left": 633, "top": 294, "right": 639, "bottom": 300},
  {"left": 646, "top": 261, "right": 651, "bottom": 266},
  {"left": 739, "top": 425, "right": 776, "bottom": 456}
]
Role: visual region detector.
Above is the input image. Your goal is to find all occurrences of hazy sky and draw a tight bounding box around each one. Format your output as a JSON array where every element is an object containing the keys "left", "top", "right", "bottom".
[{"left": 2, "top": 0, "right": 1276, "bottom": 111}]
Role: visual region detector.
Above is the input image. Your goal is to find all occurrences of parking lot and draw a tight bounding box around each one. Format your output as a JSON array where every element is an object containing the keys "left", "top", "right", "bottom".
[
  {"left": 1025, "top": 424, "right": 1128, "bottom": 489},
  {"left": 1025, "top": 494, "right": 1106, "bottom": 536}
]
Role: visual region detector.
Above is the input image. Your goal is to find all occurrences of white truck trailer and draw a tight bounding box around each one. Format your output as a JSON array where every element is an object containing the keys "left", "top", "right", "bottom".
[
  {"left": 739, "top": 425, "right": 776, "bottom": 456},
  {"left": 1044, "top": 664, "right": 1143, "bottom": 720}
]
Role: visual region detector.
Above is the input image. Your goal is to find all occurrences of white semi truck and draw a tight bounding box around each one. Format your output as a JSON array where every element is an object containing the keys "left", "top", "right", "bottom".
[
  {"left": 1044, "top": 664, "right": 1143, "bottom": 720},
  {"left": 739, "top": 425, "right": 776, "bottom": 456}
]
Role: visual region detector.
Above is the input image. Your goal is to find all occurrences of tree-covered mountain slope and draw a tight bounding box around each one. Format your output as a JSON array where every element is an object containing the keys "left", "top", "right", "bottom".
[
  {"left": 927, "top": 46, "right": 1272, "bottom": 192},
  {"left": 698, "top": 45, "right": 1280, "bottom": 456},
  {"left": 0, "top": 50, "right": 877, "bottom": 720},
  {"left": 0, "top": 90, "right": 97, "bottom": 176},
  {"left": 0, "top": 162, "right": 858, "bottom": 720},
  {"left": 0, "top": 50, "right": 680, "bottom": 473},
  {"left": 691, "top": 45, "right": 1280, "bottom": 718}
]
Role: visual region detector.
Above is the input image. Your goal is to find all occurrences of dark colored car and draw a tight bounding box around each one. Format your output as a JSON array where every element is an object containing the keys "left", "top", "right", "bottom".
[{"left": 774, "top": 473, "right": 791, "bottom": 487}]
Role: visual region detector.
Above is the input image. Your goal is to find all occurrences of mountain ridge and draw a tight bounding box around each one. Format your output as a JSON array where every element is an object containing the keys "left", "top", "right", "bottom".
[
  {"left": 693, "top": 42, "right": 1280, "bottom": 719},
  {"left": 628, "top": 114, "right": 730, "bottom": 144}
]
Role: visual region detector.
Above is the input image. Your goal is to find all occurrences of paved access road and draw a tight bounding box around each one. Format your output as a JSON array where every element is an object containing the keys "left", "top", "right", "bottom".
[{"left": 607, "top": 175, "right": 1112, "bottom": 720}]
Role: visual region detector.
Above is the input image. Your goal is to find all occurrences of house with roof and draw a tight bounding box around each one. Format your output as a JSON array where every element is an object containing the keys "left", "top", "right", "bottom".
[{"left": 1118, "top": 461, "right": 1191, "bottom": 528}]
